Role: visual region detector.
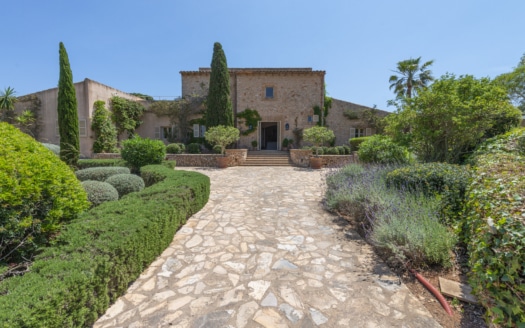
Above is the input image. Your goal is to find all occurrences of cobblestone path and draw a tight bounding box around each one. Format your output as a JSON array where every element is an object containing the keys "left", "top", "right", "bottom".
[{"left": 94, "top": 167, "right": 440, "bottom": 328}]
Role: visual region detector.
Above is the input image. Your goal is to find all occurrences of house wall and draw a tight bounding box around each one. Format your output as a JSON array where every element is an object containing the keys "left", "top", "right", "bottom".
[{"left": 15, "top": 78, "right": 141, "bottom": 157}]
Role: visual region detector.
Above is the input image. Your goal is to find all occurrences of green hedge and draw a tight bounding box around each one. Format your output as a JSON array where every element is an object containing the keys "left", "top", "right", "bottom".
[
  {"left": 0, "top": 165, "right": 210, "bottom": 327},
  {"left": 358, "top": 135, "right": 411, "bottom": 164},
  {"left": 348, "top": 136, "right": 370, "bottom": 151},
  {"left": 82, "top": 180, "right": 119, "bottom": 207},
  {"left": 463, "top": 128, "right": 525, "bottom": 326},
  {"left": 105, "top": 174, "right": 145, "bottom": 198},
  {"left": 75, "top": 166, "right": 130, "bottom": 182},
  {"left": 385, "top": 163, "right": 470, "bottom": 226},
  {"left": 77, "top": 159, "right": 128, "bottom": 169}
]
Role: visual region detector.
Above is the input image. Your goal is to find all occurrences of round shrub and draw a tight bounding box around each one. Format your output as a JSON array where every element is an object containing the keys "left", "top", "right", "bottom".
[
  {"left": 41, "top": 143, "right": 60, "bottom": 156},
  {"left": 81, "top": 180, "right": 119, "bottom": 207},
  {"left": 177, "top": 143, "right": 186, "bottom": 153},
  {"left": 343, "top": 145, "right": 351, "bottom": 154},
  {"left": 187, "top": 143, "right": 201, "bottom": 154},
  {"left": 121, "top": 136, "right": 166, "bottom": 170},
  {"left": 105, "top": 174, "right": 145, "bottom": 198},
  {"left": 336, "top": 146, "right": 345, "bottom": 155},
  {"left": 358, "top": 135, "right": 411, "bottom": 164},
  {"left": 311, "top": 146, "right": 324, "bottom": 155},
  {"left": 166, "top": 143, "right": 181, "bottom": 154},
  {"left": 326, "top": 147, "right": 338, "bottom": 155},
  {"left": 75, "top": 166, "right": 130, "bottom": 181},
  {"left": 0, "top": 123, "right": 89, "bottom": 262}
]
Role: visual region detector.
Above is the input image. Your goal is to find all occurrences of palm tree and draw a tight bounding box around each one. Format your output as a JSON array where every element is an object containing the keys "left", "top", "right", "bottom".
[
  {"left": 389, "top": 57, "right": 434, "bottom": 99},
  {"left": 0, "top": 86, "right": 17, "bottom": 123}
]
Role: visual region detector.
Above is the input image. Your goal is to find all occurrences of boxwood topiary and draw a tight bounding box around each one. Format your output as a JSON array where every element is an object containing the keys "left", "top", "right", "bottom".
[
  {"left": 105, "top": 174, "right": 145, "bottom": 198},
  {"left": 0, "top": 123, "right": 89, "bottom": 262},
  {"left": 166, "top": 143, "right": 181, "bottom": 154},
  {"left": 75, "top": 166, "right": 130, "bottom": 181},
  {"left": 81, "top": 180, "right": 119, "bottom": 207},
  {"left": 121, "top": 136, "right": 166, "bottom": 171},
  {"left": 41, "top": 143, "right": 60, "bottom": 156}
]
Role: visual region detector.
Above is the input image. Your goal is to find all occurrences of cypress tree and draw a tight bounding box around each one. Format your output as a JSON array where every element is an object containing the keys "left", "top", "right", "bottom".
[
  {"left": 57, "top": 42, "right": 80, "bottom": 166},
  {"left": 206, "top": 42, "right": 233, "bottom": 127}
]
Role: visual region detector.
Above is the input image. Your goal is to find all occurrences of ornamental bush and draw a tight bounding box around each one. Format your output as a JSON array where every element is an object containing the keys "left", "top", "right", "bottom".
[
  {"left": 121, "top": 136, "right": 166, "bottom": 171},
  {"left": 187, "top": 143, "right": 201, "bottom": 154},
  {"left": 41, "top": 143, "right": 60, "bottom": 156},
  {"left": 342, "top": 145, "right": 351, "bottom": 154},
  {"left": 81, "top": 180, "right": 119, "bottom": 207},
  {"left": 358, "top": 135, "right": 411, "bottom": 164},
  {"left": 0, "top": 122, "right": 89, "bottom": 262},
  {"left": 77, "top": 159, "right": 128, "bottom": 169},
  {"left": 166, "top": 143, "right": 181, "bottom": 154},
  {"left": 105, "top": 174, "right": 145, "bottom": 198},
  {"left": 385, "top": 163, "right": 470, "bottom": 226},
  {"left": 75, "top": 166, "right": 130, "bottom": 181},
  {"left": 348, "top": 136, "right": 370, "bottom": 152}
]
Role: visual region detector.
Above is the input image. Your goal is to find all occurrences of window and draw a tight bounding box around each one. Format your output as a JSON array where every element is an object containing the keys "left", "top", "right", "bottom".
[
  {"left": 193, "top": 124, "right": 206, "bottom": 138},
  {"left": 349, "top": 128, "right": 365, "bottom": 138},
  {"left": 265, "top": 87, "right": 274, "bottom": 99},
  {"left": 155, "top": 126, "right": 176, "bottom": 140},
  {"left": 79, "top": 119, "right": 87, "bottom": 137}
]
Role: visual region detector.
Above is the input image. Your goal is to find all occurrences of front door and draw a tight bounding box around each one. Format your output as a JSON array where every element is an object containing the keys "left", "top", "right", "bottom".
[{"left": 259, "top": 122, "right": 280, "bottom": 150}]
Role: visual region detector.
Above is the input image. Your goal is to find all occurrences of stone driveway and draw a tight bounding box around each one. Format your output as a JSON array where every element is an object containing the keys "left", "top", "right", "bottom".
[{"left": 94, "top": 167, "right": 440, "bottom": 328}]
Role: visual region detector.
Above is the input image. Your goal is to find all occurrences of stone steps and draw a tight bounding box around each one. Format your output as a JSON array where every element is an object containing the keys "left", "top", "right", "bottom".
[{"left": 242, "top": 151, "right": 293, "bottom": 167}]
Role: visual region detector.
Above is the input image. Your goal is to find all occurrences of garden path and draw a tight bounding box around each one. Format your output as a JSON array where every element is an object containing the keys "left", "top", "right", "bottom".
[{"left": 94, "top": 166, "right": 440, "bottom": 328}]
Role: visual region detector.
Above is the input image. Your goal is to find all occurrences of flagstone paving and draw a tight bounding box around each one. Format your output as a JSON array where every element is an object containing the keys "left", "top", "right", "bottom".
[{"left": 94, "top": 166, "right": 440, "bottom": 328}]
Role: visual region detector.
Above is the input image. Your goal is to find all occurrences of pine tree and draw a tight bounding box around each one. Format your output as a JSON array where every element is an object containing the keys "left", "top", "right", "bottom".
[
  {"left": 206, "top": 42, "right": 233, "bottom": 127},
  {"left": 57, "top": 42, "right": 80, "bottom": 166}
]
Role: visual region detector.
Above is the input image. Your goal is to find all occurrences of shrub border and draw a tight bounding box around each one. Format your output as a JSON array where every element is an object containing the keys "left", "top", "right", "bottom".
[{"left": 0, "top": 165, "right": 210, "bottom": 327}]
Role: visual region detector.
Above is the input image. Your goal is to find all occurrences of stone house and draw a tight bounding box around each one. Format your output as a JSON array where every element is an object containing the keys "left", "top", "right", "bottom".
[
  {"left": 180, "top": 68, "right": 389, "bottom": 150},
  {"left": 14, "top": 68, "right": 388, "bottom": 157}
]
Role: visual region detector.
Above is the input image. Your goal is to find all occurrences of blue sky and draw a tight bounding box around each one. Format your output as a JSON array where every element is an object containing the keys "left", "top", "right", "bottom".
[{"left": 3, "top": 0, "right": 524, "bottom": 111}]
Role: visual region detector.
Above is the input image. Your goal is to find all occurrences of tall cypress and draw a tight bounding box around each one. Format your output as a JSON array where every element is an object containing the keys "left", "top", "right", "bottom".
[
  {"left": 206, "top": 42, "right": 233, "bottom": 127},
  {"left": 57, "top": 42, "right": 80, "bottom": 166}
]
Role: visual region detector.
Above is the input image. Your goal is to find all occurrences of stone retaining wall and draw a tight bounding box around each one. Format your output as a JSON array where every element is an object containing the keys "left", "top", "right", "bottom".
[
  {"left": 224, "top": 149, "right": 247, "bottom": 166},
  {"left": 290, "top": 149, "right": 356, "bottom": 168}
]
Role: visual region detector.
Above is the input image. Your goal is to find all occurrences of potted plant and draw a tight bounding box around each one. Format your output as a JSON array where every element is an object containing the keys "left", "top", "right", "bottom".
[
  {"left": 251, "top": 140, "right": 258, "bottom": 150},
  {"left": 303, "top": 126, "right": 335, "bottom": 169},
  {"left": 204, "top": 125, "right": 240, "bottom": 168},
  {"left": 282, "top": 137, "right": 289, "bottom": 151}
]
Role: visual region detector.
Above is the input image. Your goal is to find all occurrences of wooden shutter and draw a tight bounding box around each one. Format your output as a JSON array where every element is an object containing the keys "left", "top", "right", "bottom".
[
  {"left": 365, "top": 128, "right": 372, "bottom": 136},
  {"left": 193, "top": 124, "right": 200, "bottom": 138},
  {"left": 154, "top": 127, "right": 161, "bottom": 139},
  {"left": 349, "top": 127, "right": 355, "bottom": 139}
]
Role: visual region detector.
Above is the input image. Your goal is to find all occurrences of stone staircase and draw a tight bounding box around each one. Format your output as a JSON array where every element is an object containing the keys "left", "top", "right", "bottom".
[{"left": 242, "top": 150, "right": 293, "bottom": 167}]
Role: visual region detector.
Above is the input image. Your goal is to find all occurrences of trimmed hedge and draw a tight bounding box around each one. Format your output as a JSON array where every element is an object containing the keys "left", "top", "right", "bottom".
[
  {"left": 187, "top": 143, "right": 201, "bottom": 154},
  {"left": 75, "top": 167, "right": 130, "bottom": 181},
  {"left": 0, "top": 165, "right": 210, "bottom": 327},
  {"left": 358, "top": 135, "right": 411, "bottom": 164},
  {"left": 348, "top": 136, "right": 370, "bottom": 151},
  {"left": 385, "top": 163, "right": 470, "bottom": 226},
  {"left": 121, "top": 137, "right": 166, "bottom": 171},
  {"left": 77, "top": 159, "right": 128, "bottom": 169},
  {"left": 41, "top": 143, "right": 60, "bottom": 156},
  {"left": 463, "top": 128, "right": 525, "bottom": 326},
  {"left": 82, "top": 180, "right": 119, "bottom": 207},
  {"left": 105, "top": 174, "right": 145, "bottom": 198},
  {"left": 0, "top": 123, "right": 89, "bottom": 262},
  {"left": 166, "top": 143, "right": 181, "bottom": 154}
]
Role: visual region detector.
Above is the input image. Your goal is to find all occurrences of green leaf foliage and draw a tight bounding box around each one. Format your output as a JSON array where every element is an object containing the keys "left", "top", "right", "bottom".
[
  {"left": 0, "top": 165, "right": 210, "bottom": 327},
  {"left": 166, "top": 143, "right": 182, "bottom": 154},
  {"left": 204, "top": 125, "right": 240, "bottom": 155},
  {"left": 75, "top": 166, "right": 131, "bottom": 182},
  {"left": 385, "top": 163, "right": 470, "bottom": 226},
  {"left": 206, "top": 42, "right": 233, "bottom": 127},
  {"left": 77, "top": 159, "right": 128, "bottom": 169},
  {"left": 110, "top": 96, "right": 146, "bottom": 138},
  {"left": 187, "top": 143, "right": 201, "bottom": 154},
  {"left": 0, "top": 122, "right": 89, "bottom": 263},
  {"left": 348, "top": 136, "right": 370, "bottom": 152},
  {"left": 495, "top": 53, "right": 525, "bottom": 113},
  {"left": 463, "top": 128, "right": 525, "bottom": 326},
  {"left": 57, "top": 42, "right": 80, "bottom": 167},
  {"left": 358, "top": 135, "right": 411, "bottom": 164},
  {"left": 92, "top": 100, "right": 118, "bottom": 153},
  {"left": 236, "top": 108, "right": 261, "bottom": 135},
  {"left": 385, "top": 74, "right": 522, "bottom": 164},
  {"left": 41, "top": 143, "right": 60, "bottom": 156},
  {"left": 121, "top": 136, "right": 166, "bottom": 171},
  {"left": 105, "top": 174, "right": 145, "bottom": 198},
  {"left": 81, "top": 180, "right": 119, "bottom": 207},
  {"left": 303, "top": 126, "right": 335, "bottom": 156}
]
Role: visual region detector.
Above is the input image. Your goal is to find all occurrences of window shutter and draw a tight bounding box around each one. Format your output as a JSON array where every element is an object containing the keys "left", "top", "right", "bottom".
[
  {"left": 366, "top": 128, "right": 372, "bottom": 136},
  {"left": 349, "top": 128, "right": 355, "bottom": 139},
  {"left": 193, "top": 124, "right": 200, "bottom": 138},
  {"left": 200, "top": 125, "right": 206, "bottom": 137},
  {"left": 154, "top": 127, "right": 161, "bottom": 139},
  {"left": 79, "top": 119, "right": 87, "bottom": 137}
]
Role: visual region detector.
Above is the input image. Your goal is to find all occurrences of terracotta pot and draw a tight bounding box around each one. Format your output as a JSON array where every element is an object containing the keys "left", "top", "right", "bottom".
[
  {"left": 310, "top": 157, "right": 323, "bottom": 169},
  {"left": 217, "top": 156, "right": 229, "bottom": 169}
]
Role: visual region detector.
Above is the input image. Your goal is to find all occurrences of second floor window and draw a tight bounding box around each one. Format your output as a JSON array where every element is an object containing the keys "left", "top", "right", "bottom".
[{"left": 265, "top": 87, "right": 274, "bottom": 99}]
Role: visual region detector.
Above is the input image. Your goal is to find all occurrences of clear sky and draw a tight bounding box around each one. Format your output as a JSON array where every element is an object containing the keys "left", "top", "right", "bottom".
[{"left": 3, "top": 0, "right": 524, "bottom": 111}]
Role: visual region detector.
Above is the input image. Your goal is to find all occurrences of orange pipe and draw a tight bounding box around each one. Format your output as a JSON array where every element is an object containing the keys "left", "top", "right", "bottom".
[{"left": 409, "top": 268, "right": 454, "bottom": 316}]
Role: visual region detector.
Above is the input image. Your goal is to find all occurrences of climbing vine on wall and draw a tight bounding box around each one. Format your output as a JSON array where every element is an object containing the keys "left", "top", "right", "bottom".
[
  {"left": 110, "top": 96, "right": 146, "bottom": 139},
  {"left": 236, "top": 108, "right": 261, "bottom": 136}
]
